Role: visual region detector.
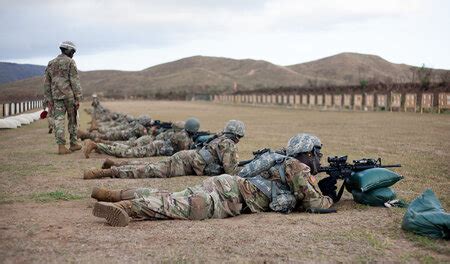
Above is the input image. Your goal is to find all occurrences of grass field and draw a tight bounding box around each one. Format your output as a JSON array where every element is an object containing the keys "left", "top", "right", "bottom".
[{"left": 0, "top": 100, "right": 449, "bottom": 263}]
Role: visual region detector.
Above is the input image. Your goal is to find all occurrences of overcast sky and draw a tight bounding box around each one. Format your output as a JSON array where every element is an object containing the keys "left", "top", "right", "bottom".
[{"left": 1, "top": 0, "right": 449, "bottom": 71}]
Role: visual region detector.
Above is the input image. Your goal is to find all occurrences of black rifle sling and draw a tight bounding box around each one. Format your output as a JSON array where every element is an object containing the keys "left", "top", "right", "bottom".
[{"left": 336, "top": 181, "right": 346, "bottom": 202}]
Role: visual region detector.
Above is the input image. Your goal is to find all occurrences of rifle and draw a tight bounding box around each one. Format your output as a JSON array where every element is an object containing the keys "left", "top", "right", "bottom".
[
  {"left": 193, "top": 131, "right": 212, "bottom": 142},
  {"left": 238, "top": 148, "right": 286, "bottom": 166},
  {"left": 193, "top": 133, "right": 217, "bottom": 149},
  {"left": 151, "top": 120, "right": 173, "bottom": 130},
  {"left": 318, "top": 155, "right": 401, "bottom": 202}
]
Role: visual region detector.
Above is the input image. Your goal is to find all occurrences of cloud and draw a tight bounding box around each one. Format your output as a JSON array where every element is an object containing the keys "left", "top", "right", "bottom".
[{"left": 1, "top": 0, "right": 448, "bottom": 70}]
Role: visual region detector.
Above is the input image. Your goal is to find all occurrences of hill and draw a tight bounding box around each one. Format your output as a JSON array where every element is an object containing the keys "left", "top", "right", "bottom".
[
  {"left": 1, "top": 53, "right": 449, "bottom": 102},
  {"left": 0, "top": 62, "right": 46, "bottom": 85}
]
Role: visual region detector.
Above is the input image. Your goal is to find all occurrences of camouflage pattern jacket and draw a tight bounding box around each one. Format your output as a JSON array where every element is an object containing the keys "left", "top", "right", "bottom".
[
  {"left": 44, "top": 54, "right": 82, "bottom": 104},
  {"left": 168, "top": 130, "right": 194, "bottom": 153},
  {"left": 238, "top": 158, "right": 333, "bottom": 213},
  {"left": 197, "top": 134, "right": 239, "bottom": 175}
]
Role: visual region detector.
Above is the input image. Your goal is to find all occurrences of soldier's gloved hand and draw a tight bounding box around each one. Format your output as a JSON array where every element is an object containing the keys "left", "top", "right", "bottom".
[
  {"left": 74, "top": 101, "right": 80, "bottom": 110},
  {"left": 318, "top": 177, "right": 338, "bottom": 202}
]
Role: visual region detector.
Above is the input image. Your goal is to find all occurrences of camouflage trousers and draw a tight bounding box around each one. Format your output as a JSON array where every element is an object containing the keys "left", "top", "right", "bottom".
[
  {"left": 107, "top": 135, "right": 154, "bottom": 148},
  {"left": 130, "top": 174, "right": 244, "bottom": 220},
  {"left": 47, "top": 105, "right": 54, "bottom": 130},
  {"left": 111, "top": 149, "right": 206, "bottom": 178},
  {"left": 53, "top": 98, "right": 77, "bottom": 145},
  {"left": 96, "top": 140, "right": 167, "bottom": 158},
  {"left": 84, "top": 130, "right": 135, "bottom": 141}
]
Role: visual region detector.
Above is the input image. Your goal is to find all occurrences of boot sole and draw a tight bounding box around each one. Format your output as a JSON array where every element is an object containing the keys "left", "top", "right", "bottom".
[
  {"left": 70, "top": 147, "right": 82, "bottom": 151},
  {"left": 93, "top": 202, "right": 130, "bottom": 227}
]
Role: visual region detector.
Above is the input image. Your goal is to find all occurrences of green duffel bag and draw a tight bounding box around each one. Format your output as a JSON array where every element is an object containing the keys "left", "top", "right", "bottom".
[
  {"left": 352, "top": 187, "right": 397, "bottom": 207},
  {"left": 402, "top": 189, "right": 450, "bottom": 239},
  {"left": 347, "top": 168, "right": 403, "bottom": 192}
]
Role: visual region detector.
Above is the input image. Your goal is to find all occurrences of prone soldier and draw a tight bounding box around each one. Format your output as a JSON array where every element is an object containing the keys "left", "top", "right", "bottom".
[
  {"left": 83, "top": 118, "right": 200, "bottom": 158},
  {"left": 83, "top": 120, "right": 244, "bottom": 179},
  {"left": 90, "top": 133, "right": 336, "bottom": 226}
]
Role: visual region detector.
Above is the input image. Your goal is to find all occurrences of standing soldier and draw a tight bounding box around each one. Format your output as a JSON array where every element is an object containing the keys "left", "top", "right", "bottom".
[{"left": 43, "top": 41, "right": 83, "bottom": 154}]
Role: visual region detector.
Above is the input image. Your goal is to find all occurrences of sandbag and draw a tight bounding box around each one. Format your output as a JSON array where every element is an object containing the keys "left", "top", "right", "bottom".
[
  {"left": 348, "top": 168, "right": 403, "bottom": 192},
  {"left": 352, "top": 187, "right": 397, "bottom": 206},
  {"left": 402, "top": 189, "right": 450, "bottom": 239}
]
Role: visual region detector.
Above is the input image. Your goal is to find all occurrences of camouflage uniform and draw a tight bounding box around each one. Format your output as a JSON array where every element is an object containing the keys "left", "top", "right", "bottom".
[
  {"left": 92, "top": 132, "right": 333, "bottom": 226},
  {"left": 82, "top": 123, "right": 147, "bottom": 141},
  {"left": 44, "top": 53, "right": 82, "bottom": 145},
  {"left": 96, "top": 129, "right": 193, "bottom": 158},
  {"left": 110, "top": 134, "right": 238, "bottom": 178},
  {"left": 115, "top": 158, "right": 332, "bottom": 221},
  {"left": 47, "top": 106, "right": 54, "bottom": 132}
]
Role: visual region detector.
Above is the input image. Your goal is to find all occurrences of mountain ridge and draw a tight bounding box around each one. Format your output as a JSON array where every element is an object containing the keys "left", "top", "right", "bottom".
[{"left": 1, "top": 52, "right": 448, "bottom": 102}]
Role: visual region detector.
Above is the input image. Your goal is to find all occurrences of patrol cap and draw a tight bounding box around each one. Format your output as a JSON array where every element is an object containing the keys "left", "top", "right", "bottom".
[
  {"left": 59, "top": 41, "right": 77, "bottom": 51},
  {"left": 184, "top": 118, "right": 200, "bottom": 133},
  {"left": 223, "top": 120, "right": 245, "bottom": 138},
  {"left": 286, "top": 133, "right": 322, "bottom": 156}
]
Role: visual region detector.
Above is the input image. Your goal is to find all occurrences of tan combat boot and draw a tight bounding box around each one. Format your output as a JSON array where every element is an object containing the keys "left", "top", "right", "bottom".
[
  {"left": 70, "top": 143, "right": 82, "bottom": 151},
  {"left": 93, "top": 201, "right": 132, "bottom": 227},
  {"left": 84, "top": 139, "right": 98, "bottom": 158},
  {"left": 91, "top": 187, "right": 122, "bottom": 202},
  {"left": 58, "top": 145, "right": 72, "bottom": 155},
  {"left": 89, "top": 119, "right": 98, "bottom": 132},
  {"left": 102, "top": 158, "right": 117, "bottom": 169},
  {"left": 83, "top": 168, "right": 114, "bottom": 179}
]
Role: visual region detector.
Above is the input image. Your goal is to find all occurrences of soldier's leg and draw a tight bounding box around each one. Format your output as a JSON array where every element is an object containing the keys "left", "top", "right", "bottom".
[
  {"left": 130, "top": 187, "right": 213, "bottom": 220},
  {"left": 91, "top": 187, "right": 162, "bottom": 202},
  {"left": 131, "top": 135, "right": 154, "bottom": 147},
  {"left": 96, "top": 142, "right": 157, "bottom": 158},
  {"left": 53, "top": 99, "right": 67, "bottom": 145},
  {"left": 201, "top": 175, "right": 244, "bottom": 218},
  {"left": 48, "top": 106, "right": 54, "bottom": 134},
  {"left": 102, "top": 158, "right": 149, "bottom": 169},
  {"left": 65, "top": 98, "right": 78, "bottom": 146},
  {"left": 110, "top": 160, "right": 171, "bottom": 178}
]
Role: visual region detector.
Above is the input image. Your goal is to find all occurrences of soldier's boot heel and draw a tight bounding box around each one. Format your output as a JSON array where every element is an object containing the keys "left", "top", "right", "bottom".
[
  {"left": 58, "top": 145, "right": 72, "bottom": 155},
  {"left": 70, "top": 143, "right": 82, "bottom": 151},
  {"left": 84, "top": 139, "right": 97, "bottom": 158},
  {"left": 91, "top": 187, "right": 122, "bottom": 202},
  {"left": 102, "top": 158, "right": 117, "bottom": 169},
  {"left": 83, "top": 168, "right": 113, "bottom": 180},
  {"left": 93, "top": 202, "right": 130, "bottom": 227}
]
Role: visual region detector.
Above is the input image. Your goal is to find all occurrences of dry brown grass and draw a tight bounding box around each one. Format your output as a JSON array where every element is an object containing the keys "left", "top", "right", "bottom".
[{"left": 0, "top": 101, "right": 449, "bottom": 263}]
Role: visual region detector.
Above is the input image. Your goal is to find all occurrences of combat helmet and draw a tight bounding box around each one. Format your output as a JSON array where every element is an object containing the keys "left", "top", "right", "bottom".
[
  {"left": 286, "top": 133, "right": 321, "bottom": 157},
  {"left": 223, "top": 120, "right": 245, "bottom": 138},
  {"left": 184, "top": 118, "right": 200, "bottom": 133},
  {"left": 172, "top": 121, "right": 186, "bottom": 132},
  {"left": 59, "top": 41, "right": 77, "bottom": 51},
  {"left": 137, "top": 115, "right": 152, "bottom": 127}
]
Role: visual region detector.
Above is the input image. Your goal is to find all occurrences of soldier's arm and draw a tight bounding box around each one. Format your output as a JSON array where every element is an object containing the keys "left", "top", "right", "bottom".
[
  {"left": 43, "top": 66, "right": 52, "bottom": 106},
  {"left": 177, "top": 132, "right": 193, "bottom": 151},
  {"left": 219, "top": 140, "right": 239, "bottom": 174},
  {"left": 284, "top": 159, "right": 333, "bottom": 210},
  {"left": 69, "top": 60, "right": 83, "bottom": 101}
]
